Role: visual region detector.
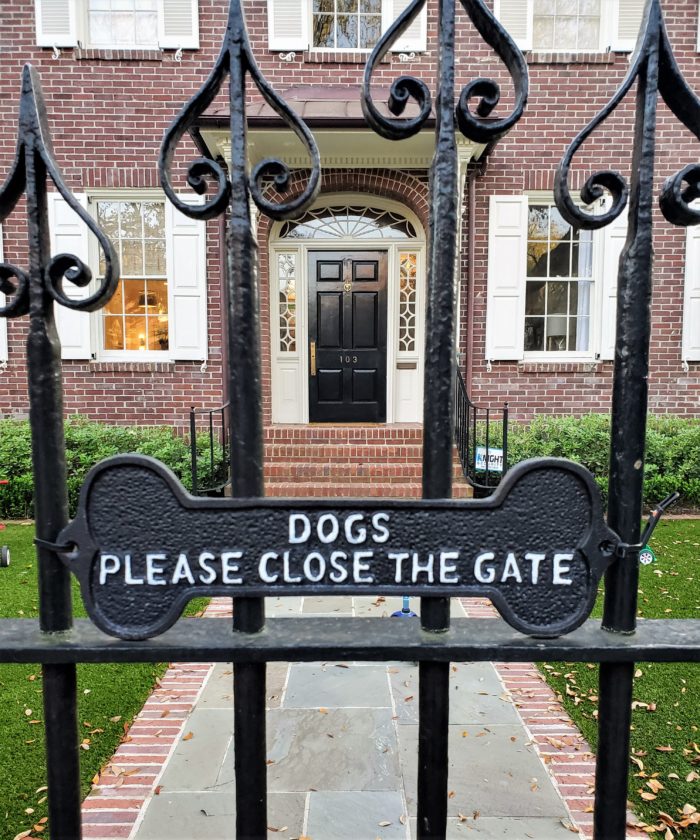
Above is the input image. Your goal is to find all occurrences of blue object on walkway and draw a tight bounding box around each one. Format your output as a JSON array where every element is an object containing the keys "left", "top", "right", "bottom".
[{"left": 391, "top": 595, "right": 417, "bottom": 618}]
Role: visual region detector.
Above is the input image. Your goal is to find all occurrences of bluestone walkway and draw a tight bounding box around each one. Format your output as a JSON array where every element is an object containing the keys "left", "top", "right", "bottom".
[{"left": 84, "top": 595, "right": 596, "bottom": 840}]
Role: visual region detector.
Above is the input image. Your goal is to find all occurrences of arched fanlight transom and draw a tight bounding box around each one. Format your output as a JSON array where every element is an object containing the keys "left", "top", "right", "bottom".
[{"left": 279, "top": 205, "right": 418, "bottom": 240}]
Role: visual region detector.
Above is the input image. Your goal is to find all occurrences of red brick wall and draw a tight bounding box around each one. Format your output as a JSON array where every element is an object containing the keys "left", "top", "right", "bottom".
[{"left": 0, "top": 0, "right": 698, "bottom": 426}]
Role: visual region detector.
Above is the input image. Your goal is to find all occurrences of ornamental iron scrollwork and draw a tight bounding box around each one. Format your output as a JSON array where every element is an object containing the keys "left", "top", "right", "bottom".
[
  {"left": 158, "top": 0, "right": 320, "bottom": 222},
  {"left": 554, "top": 0, "right": 700, "bottom": 230},
  {"left": 0, "top": 65, "right": 118, "bottom": 322},
  {"left": 361, "top": 0, "right": 528, "bottom": 143}
]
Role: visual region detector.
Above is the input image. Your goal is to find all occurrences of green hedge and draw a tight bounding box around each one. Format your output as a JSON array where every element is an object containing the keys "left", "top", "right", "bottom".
[
  {"left": 493, "top": 413, "right": 700, "bottom": 510},
  {"left": 0, "top": 417, "right": 225, "bottom": 519}
]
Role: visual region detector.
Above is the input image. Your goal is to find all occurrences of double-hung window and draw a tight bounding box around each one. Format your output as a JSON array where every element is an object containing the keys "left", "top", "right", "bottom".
[
  {"left": 524, "top": 202, "right": 593, "bottom": 354},
  {"left": 267, "top": 0, "right": 427, "bottom": 53},
  {"left": 493, "top": 0, "right": 645, "bottom": 52},
  {"left": 486, "top": 194, "right": 627, "bottom": 363},
  {"left": 34, "top": 0, "right": 199, "bottom": 50},
  {"left": 47, "top": 191, "right": 208, "bottom": 362}
]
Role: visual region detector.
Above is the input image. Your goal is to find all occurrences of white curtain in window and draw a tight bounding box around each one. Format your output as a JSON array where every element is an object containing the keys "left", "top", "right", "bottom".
[{"left": 576, "top": 229, "right": 593, "bottom": 352}]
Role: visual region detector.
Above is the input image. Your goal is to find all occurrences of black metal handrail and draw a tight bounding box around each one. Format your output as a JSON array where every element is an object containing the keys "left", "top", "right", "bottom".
[
  {"left": 189, "top": 402, "right": 230, "bottom": 496},
  {"left": 454, "top": 367, "right": 509, "bottom": 495}
]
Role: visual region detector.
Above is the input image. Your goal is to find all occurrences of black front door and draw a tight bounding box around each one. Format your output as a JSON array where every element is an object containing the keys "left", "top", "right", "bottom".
[{"left": 309, "top": 250, "right": 388, "bottom": 422}]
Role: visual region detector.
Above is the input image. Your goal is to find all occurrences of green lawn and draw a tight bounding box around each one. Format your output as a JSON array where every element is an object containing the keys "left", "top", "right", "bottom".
[
  {"left": 541, "top": 519, "right": 700, "bottom": 837},
  {"left": 0, "top": 524, "right": 207, "bottom": 840}
]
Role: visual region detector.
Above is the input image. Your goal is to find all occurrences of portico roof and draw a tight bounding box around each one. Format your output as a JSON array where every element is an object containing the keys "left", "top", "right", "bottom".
[{"left": 192, "top": 85, "right": 487, "bottom": 171}]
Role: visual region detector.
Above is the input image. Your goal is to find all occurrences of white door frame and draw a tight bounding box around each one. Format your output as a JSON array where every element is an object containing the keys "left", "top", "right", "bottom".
[{"left": 269, "top": 195, "right": 426, "bottom": 424}]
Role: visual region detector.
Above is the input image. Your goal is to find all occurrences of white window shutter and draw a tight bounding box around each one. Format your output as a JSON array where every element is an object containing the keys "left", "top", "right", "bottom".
[
  {"left": 158, "top": 0, "right": 199, "bottom": 49},
  {"left": 612, "top": 0, "right": 644, "bottom": 51},
  {"left": 683, "top": 224, "right": 700, "bottom": 362},
  {"left": 166, "top": 197, "right": 208, "bottom": 361},
  {"left": 598, "top": 207, "right": 628, "bottom": 361},
  {"left": 35, "top": 0, "right": 78, "bottom": 47},
  {"left": 267, "top": 0, "right": 309, "bottom": 50},
  {"left": 493, "top": 0, "right": 532, "bottom": 50},
  {"left": 48, "top": 192, "right": 93, "bottom": 360},
  {"left": 0, "top": 226, "right": 7, "bottom": 363},
  {"left": 383, "top": 0, "right": 427, "bottom": 52},
  {"left": 485, "top": 195, "right": 527, "bottom": 361}
]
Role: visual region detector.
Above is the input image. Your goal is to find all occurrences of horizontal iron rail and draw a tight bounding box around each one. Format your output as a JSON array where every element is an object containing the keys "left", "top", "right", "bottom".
[{"left": 1, "top": 617, "right": 699, "bottom": 664}]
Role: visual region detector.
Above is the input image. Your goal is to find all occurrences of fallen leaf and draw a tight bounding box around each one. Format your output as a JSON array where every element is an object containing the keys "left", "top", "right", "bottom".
[
  {"left": 655, "top": 745, "right": 674, "bottom": 752},
  {"left": 378, "top": 821, "right": 392, "bottom": 826},
  {"left": 182, "top": 732, "right": 194, "bottom": 741},
  {"left": 154, "top": 785, "right": 163, "bottom": 795}
]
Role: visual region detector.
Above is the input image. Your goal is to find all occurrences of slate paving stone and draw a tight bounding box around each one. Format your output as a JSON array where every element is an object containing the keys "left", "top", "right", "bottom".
[
  {"left": 389, "top": 663, "right": 519, "bottom": 725},
  {"left": 283, "top": 663, "right": 391, "bottom": 708},
  {"left": 265, "top": 708, "right": 401, "bottom": 791},
  {"left": 196, "top": 663, "right": 234, "bottom": 708},
  {"left": 306, "top": 791, "right": 409, "bottom": 839},
  {"left": 157, "top": 708, "right": 231, "bottom": 792},
  {"left": 135, "top": 790, "right": 305, "bottom": 839},
  {"left": 408, "top": 817, "right": 577, "bottom": 838},
  {"left": 266, "top": 596, "right": 303, "bottom": 616},
  {"left": 398, "top": 725, "right": 569, "bottom": 819},
  {"left": 302, "top": 596, "right": 354, "bottom": 614}
]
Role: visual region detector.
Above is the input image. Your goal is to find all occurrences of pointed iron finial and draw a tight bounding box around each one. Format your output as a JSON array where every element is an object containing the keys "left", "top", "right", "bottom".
[
  {"left": 555, "top": 0, "right": 700, "bottom": 230},
  {"left": 0, "top": 65, "right": 118, "bottom": 321},
  {"left": 158, "top": 0, "right": 321, "bottom": 222}
]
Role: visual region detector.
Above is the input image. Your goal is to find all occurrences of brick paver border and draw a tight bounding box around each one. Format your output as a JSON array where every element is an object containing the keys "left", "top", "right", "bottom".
[{"left": 81, "top": 597, "right": 645, "bottom": 840}]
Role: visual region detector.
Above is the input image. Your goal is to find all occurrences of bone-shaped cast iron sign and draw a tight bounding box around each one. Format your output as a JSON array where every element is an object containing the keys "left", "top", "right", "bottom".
[{"left": 56, "top": 455, "right": 619, "bottom": 640}]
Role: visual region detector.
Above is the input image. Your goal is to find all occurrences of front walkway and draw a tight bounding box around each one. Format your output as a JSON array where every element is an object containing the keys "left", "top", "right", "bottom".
[{"left": 81, "top": 597, "right": 644, "bottom": 839}]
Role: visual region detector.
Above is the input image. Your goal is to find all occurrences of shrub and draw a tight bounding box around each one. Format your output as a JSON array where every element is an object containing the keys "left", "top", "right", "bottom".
[
  {"left": 0, "top": 417, "right": 225, "bottom": 519},
  {"left": 503, "top": 413, "right": 700, "bottom": 510}
]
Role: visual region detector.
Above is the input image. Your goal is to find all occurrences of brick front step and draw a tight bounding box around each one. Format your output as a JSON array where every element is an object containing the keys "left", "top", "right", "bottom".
[
  {"left": 264, "top": 424, "right": 424, "bottom": 443},
  {"left": 264, "top": 461, "right": 466, "bottom": 481},
  {"left": 266, "top": 480, "right": 473, "bottom": 498}
]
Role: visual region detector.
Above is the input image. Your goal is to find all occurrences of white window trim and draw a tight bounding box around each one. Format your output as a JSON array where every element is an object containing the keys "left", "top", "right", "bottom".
[
  {"left": 36, "top": 0, "right": 199, "bottom": 51},
  {"left": 521, "top": 192, "right": 604, "bottom": 363},
  {"left": 88, "top": 191, "right": 171, "bottom": 362},
  {"left": 495, "top": 0, "right": 642, "bottom": 54},
  {"left": 270, "top": 0, "right": 427, "bottom": 54}
]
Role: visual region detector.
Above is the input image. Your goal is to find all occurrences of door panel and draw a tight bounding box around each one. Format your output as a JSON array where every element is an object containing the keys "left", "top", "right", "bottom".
[{"left": 309, "top": 250, "right": 387, "bottom": 422}]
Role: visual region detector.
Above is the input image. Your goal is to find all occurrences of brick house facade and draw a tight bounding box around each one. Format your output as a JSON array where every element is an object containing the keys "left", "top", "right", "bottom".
[{"left": 0, "top": 0, "right": 698, "bottom": 494}]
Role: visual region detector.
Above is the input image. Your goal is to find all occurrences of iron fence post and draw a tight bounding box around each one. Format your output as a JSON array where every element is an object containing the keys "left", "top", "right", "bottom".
[
  {"left": 595, "top": 17, "right": 660, "bottom": 840},
  {"left": 190, "top": 406, "right": 198, "bottom": 496}
]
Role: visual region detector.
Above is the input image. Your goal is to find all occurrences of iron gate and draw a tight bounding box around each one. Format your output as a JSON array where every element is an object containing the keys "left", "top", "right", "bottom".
[{"left": 0, "top": 0, "right": 699, "bottom": 838}]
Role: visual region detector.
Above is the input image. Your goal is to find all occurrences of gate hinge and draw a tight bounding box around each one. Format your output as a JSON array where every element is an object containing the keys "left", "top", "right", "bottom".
[{"left": 614, "top": 491, "right": 680, "bottom": 558}]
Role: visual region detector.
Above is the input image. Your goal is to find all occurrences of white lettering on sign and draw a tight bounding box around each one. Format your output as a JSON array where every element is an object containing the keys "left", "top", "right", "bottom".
[{"left": 94, "top": 511, "right": 581, "bottom": 593}]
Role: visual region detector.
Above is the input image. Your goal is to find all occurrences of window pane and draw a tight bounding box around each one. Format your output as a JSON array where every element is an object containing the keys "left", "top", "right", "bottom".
[
  {"left": 556, "top": 0, "right": 577, "bottom": 13},
  {"left": 313, "top": 0, "right": 333, "bottom": 10},
  {"left": 313, "top": 14, "right": 335, "bottom": 46},
  {"left": 338, "top": 0, "right": 358, "bottom": 11},
  {"left": 144, "top": 240, "right": 166, "bottom": 275},
  {"left": 136, "top": 13, "right": 158, "bottom": 45},
  {"left": 125, "top": 315, "right": 148, "bottom": 351},
  {"left": 547, "top": 281, "right": 568, "bottom": 315},
  {"left": 577, "top": 17, "right": 600, "bottom": 49},
  {"left": 360, "top": 15, "right": 381, "bottom": 47},
  {"left": 120, "top": 202, "right": 141, "bottom": 238},
  {"left": 524, "top": 318, "right": 545, "bottom": 351},
  {"left": 149, "top": 316, "right": 169, "bottom": 351},
  {"left": 534, "top": 0, "right": 555, "bottom": 12},
  {"left": 121, "top": 240, "right": 144, "bottom": 276},
  {"left": 533, "top": 16, "right": 555, "bottom": 50},
  {"left": 546, "top": 316, "right": 568, "bottom": 351},
  {"left": 104, "top": 316, "right": 124, "bottom": 350},
  {"left": 336, "top": 14, "right": 358, "bottom": 47},
  {"left": 361, "top": 0, "right": 381, "bottom": 12},
  {"left": 123, "top": 279, "right": 145, "bottom": 313},
  {"left": 549, "top": 240, "right": 571, "bottom": 276},
  {"left": 579, "top": 0, "right": 600, "bottom": 13},
  {"left": 525, "top": 281, "right": 546, "bottom": 315},
  {"left": 573, "top": 316, "right": 590, "bottom": 351},
  {"left": 105, "top": 280, "right": 124, "bottom": 314}
]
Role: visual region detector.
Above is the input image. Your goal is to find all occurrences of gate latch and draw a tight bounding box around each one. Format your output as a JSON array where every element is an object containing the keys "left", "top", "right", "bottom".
[{"left": 614, "top": 491, "right": 680, "bottom": 558}]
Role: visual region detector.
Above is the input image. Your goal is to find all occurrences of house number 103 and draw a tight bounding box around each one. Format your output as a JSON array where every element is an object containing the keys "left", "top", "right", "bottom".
[{"left": 340, "top": 355, "right": 358, "bottom": 364}]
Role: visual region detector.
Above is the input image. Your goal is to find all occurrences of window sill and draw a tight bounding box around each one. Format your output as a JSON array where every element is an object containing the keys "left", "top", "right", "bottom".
[
  {"left": 525, "top": 50, "right": 616, "bottom": 65},
  {"left": 91, "top": 359, "right": 175, "bottom": 373},
  {"left": 302, "top": 49, "right": 391, "bottom": 64},
  {"left": 73, "top": 46, "right": 164, "bottom": 61},
  {"left": 518, "top": 359, "right": 608, "bottom": 374}
]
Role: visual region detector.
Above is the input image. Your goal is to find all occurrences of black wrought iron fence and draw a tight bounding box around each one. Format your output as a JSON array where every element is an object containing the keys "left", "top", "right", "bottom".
[
  {"left": 0, "top": 1, "right": 699, "bottom": 839},
  {"left": 453, "top": 367, "right": 508, "bottom": 495},
  {"left": 189, "top": 401, "right": 230, "bottom": 496}
]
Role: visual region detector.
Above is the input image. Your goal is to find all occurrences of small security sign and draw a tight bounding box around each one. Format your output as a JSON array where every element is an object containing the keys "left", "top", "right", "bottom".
[
  {"left": 57, "top": 455, "right": 619, "bottom": 641},
  {"left": 475, "top": 446, "right": 504, "bottom": 473}
]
